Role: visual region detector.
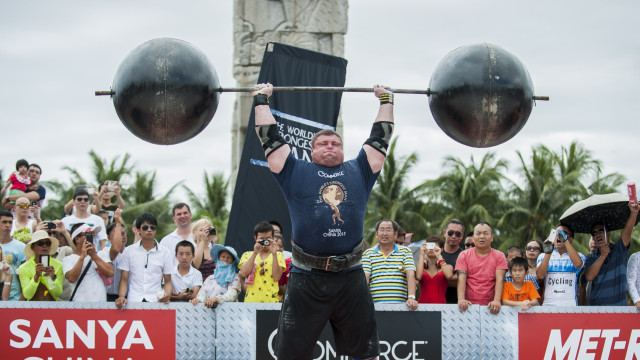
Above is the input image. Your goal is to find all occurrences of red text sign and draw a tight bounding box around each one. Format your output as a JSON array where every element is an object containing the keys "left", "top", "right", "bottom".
[
  {"left": 519, "top": 312, "right": 640, "bottom": 360},
  {"left": 1, "top": 308, "right": 175, "bottom": 360}
]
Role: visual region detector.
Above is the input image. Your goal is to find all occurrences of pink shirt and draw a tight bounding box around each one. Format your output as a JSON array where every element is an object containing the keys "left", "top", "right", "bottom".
[{"left": 455, "top": 248, "right": 508, "bottom": 305}]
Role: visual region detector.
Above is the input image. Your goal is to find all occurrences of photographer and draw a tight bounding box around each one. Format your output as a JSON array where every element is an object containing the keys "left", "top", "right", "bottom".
[
  {"left": 62, "top": 223, "right": 113, "bottom": 302},
  {"left": 192, "top": 219, "right": 218, "bottom": 280},
  {"left": 238, "top": 221, "right": 285, "bottom": 303},
  {"left": 18, "top": 230, "right": 64, "bottom": 301},
  {"left": 536, "top": 224, "right": 585, "bottom": 306}
]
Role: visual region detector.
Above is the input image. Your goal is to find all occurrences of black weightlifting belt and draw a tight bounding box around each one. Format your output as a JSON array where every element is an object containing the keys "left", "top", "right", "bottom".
[{"left": 291, "top": 241, "right": 364, "bottom": 272}]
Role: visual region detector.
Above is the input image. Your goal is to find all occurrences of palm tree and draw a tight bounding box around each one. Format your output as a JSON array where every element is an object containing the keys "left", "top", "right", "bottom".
[
  {"left": 422, "top": 152, "right": 510, "bottom": 246},
  {"left": 364, "top": 138, "right": 430, "bottom": 245},
  {"left": 183, "top": 171, "right": 230, "bottom": 243}
]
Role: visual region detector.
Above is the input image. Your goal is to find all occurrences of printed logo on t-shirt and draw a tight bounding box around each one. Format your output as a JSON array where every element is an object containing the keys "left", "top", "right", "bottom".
[{"left": 319, "top": 181, "right": 348, "bottom": 226}]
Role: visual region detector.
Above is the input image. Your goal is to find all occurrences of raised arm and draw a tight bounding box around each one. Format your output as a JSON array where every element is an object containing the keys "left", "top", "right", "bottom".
[
  {"left": 253, "top": 83, "right": 290, "bottom": 174},
  {"left": 622, "top": 202, "right": 639, "bottom": 248},
  {"left": 363, "top": 85, "right": 394, "bottom": 174}
]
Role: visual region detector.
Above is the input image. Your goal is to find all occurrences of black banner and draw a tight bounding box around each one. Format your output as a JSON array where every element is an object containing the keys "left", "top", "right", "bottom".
[
  {"left": 256, "top": 310, "right": 442, "bottom": 360},
  {"left": 226, "top": 43, "right": 347, "bottom": 255}
]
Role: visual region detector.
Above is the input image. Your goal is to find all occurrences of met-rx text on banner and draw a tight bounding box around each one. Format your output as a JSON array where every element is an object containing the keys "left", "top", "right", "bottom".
[{"left": 519, "top": 312, "right": 640, "bottom": 360}]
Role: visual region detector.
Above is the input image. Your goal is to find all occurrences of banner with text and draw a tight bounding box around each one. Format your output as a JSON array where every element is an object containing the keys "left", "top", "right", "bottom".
[
  {"left": 519, "top": 312, "right": 640, "bottom": 360},
  {"left": 226, "top": 42, "right": 347, "bottom": 255},
  {"left": 256, "top": 309, "right": 442, "bottom": 360},
  {"left": 1, "top": 308, "right": 175, "bottom": 360}
]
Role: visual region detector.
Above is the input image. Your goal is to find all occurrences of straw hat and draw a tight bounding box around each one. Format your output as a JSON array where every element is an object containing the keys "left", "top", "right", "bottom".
[{"left": 24, "top": 230, "right": 59, "bottom": 259}]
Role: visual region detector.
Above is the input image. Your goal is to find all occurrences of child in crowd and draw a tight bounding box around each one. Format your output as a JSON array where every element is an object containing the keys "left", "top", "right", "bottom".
[
  {"left": 1, "top": 159, "right": 31, "bottom": 203},
  {"left": 192, "top": 244, "right": 241, "bottom": 308},
  {"left": 171, "top": 240, "right": 202, "bottom": 301},
  {"left": 501, "top": 256, "right": 540, "bottom": 311}
]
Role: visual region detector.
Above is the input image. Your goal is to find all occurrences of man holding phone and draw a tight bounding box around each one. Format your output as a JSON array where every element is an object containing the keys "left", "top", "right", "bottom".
[
  {"left": 536, "top": 224, "right": 585, "bottom": 306},
  {"left": 18, "top": 230, "right": 63, "bottom": 301}
]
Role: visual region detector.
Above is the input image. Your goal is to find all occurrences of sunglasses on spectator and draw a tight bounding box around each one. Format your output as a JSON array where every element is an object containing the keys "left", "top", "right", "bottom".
[
  {"left": 464, "top": 243, "right": 475, "bottom": 248},
  {"left": 259, "top": 261, "right": 266, "bottom": 276},
  {"left": 526, "top": 246, "right": 541, "bottom": 251},
  {"left": 36, "top": 241, "right": 52, "bottom": 247},
  {"left": 141, "top": 225, "right": 157, "bottom": 231},
  {"left": 447, "top": 230, "right": 463, "bottom": 237},
  {"left": 591, "top": 229, "right": 605, "bottom": 236},
  {"left": 75, "top": 197, "right": 90, "bottom": 202},
  {"left": 17, "top": 203, "right": 30, "bottom": 209}
]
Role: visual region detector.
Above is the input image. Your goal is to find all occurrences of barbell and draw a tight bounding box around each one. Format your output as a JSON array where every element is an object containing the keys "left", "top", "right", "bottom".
[{"left": 96, "top": 38, "right": 548, "bottom": 147}]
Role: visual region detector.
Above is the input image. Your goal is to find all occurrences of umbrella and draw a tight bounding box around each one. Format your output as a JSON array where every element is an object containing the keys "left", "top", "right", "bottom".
[{"left": 559, "top": 193, "right": 638, "bottom": 234}]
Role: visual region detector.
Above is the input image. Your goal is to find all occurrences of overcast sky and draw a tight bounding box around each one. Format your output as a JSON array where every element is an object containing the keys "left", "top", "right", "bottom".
[{"left": 1, "top": 1, "right": 638, "bottom": 208}]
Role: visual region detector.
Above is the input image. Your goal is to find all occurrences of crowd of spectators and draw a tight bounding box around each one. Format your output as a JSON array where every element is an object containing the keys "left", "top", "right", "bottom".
[{"left": 1, "top": 163, "right": 639, "bottom": 313}]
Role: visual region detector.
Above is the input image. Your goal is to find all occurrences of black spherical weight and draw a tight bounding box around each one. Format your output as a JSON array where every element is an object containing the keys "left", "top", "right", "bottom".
[
  {"left": 112, "top": 38, "right": 220, "bottom": 145},
  {"left": 428, "top": 43, "right": 535, "bottom": 148}
]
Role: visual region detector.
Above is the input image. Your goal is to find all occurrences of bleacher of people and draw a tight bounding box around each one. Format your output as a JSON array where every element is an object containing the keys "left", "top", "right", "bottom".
[{"left": 1, "top": 163, "right": 639, "bottom": 312}]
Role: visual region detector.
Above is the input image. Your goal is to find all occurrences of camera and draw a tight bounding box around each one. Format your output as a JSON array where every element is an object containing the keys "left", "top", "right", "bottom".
[
  {"left": 258, "top": 239, "right": 270, "bottom": 246},
  {"left": 426, "top": 242, "right": 436, "bottom": 250},
  {"left": 30, "top": 200, "right": 38, "bottom": 206},
  {"left": 208, "top": 226, "right": 217, "bottom": 235},
  {"left": 46, "top": 222, "right": 56, "bottom": 230}
]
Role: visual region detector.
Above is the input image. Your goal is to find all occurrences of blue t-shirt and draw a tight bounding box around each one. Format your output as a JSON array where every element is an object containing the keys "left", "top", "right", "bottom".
[
  {"left": 584, "top": 239, "right": 629, "bottom": 306},
  {"left": 274, "top": 148, "right": 379, "bottom": 258},
  {"left": 1, "top": 239, "right": 27, "bottom": 300}
]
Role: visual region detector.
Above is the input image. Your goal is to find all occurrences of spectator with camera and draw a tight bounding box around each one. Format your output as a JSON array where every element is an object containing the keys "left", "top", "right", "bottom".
[
  {"left": 192, "top": 219, "right": 218, "bottom": 280},
  {"left": 105, "top": 209, "right": 126, "bottom": 301},
  {"left": 536, "top": 224, "right": 585, "bottom": 306},
  {"left": 61, "top": 188, "right": 108, "bottom": 250},
  {"left": 62, "top": 223, "right": 114, "bottom": 302},
  {"left": 238, "top": 221, "right": 285, "bottom": 303},
  {"left": 18, "top": 230, "right": 64, "bottom": 301},
  {"left": 92, "top": 181, "right": 125, "bottom": 225},
  {"left": 160, "top": 203, "right": 194, "bottom": 265},
  {"left": 416, "top": 235, "right": 453, "bottom": 304}
]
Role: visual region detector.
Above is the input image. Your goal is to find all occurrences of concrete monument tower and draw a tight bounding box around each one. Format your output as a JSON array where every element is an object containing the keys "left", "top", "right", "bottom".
[{"left": 231, "top": 0, "right": 348, "bottom": 190}]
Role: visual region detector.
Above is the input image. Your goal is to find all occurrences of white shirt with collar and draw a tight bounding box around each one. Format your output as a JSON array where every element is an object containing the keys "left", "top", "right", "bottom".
[
  {"left": 159, "top": 229, "right": 195, "bottom": 265},
  {"left": 118, "top": 240, "right": 173, "bottom": 302},
  {"left": 171, "top": 265, "right": 203, "bottom": 294}
]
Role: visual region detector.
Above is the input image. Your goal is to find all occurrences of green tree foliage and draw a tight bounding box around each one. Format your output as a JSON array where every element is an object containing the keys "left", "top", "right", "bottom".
[
  {"left": 183, "top": 171, "right": 229, "bottom": 244},
  {"left": 365, "top": 138, "right": 429, "bottom": 245}
]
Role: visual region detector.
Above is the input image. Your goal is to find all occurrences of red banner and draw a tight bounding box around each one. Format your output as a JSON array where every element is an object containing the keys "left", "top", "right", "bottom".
[
  {"left": 519, "top": 313, "right": 640, "bottom": 360},
  {"left": 1, "top": 308, "right": 175, "bottom": 360}
]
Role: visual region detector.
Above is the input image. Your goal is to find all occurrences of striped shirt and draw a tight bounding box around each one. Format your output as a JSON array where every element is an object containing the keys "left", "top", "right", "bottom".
[
  {"left": 362, "top": 244, "right": 416, "bottom": 303},
  {"left": 585, "top": 239, "right": 629, "bottom": 306}
]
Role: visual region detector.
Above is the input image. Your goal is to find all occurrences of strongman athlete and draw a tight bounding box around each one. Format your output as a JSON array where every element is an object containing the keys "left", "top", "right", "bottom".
[{"left": 253, "top": 83, "right": 394, "bottom": 360}]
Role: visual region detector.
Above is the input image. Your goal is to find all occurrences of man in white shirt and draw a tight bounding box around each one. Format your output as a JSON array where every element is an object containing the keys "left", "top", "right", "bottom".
[
  {"left": 115, "top": 213, "right": 173, "bottom": 308},
  {"left": 63, "top": 223, "right": 114, "bottom": 302},
  {"left": 61, "top": 188, "right": 107, "bottom": 249},
  {"left": 159, "top": 203, "right": 194, "bottom": 265}
]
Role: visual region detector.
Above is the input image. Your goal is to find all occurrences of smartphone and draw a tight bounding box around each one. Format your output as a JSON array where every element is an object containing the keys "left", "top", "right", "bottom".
[
  {"left": 40, "top": 255, "right": 50, "bottom": 267},
  {"left": 86, "top": 233, "right": 94, "bottom": 245},
  {"left": 106, "top": 180, "right": 118, "bottom": 194},
  {"left": 426, "top": 242, "right": 436, "bottom": 250},
  {"left": 548, "top": 229, "right": 557, "bottom": 243}
]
